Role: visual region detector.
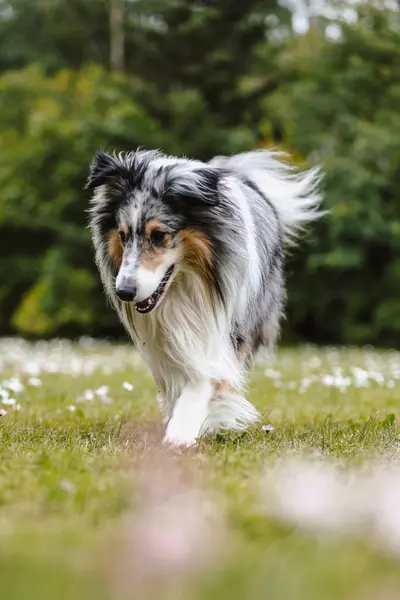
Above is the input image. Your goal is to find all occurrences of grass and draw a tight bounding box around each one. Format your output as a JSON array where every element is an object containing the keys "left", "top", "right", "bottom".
[{"left": 1, "top": 339, "right": 400, "bottom": 600}]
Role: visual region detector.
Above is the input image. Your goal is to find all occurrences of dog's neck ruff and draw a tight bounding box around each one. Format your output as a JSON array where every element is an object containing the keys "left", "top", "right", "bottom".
[{"left": 119, "top": 269, "right": 241, "bottom": 406}]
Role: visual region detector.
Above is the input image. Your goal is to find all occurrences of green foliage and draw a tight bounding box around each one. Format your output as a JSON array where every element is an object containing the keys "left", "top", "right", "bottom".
[
  {"left": 0, "top": 65, "right": 152, "bottom": 336},
  {"left": 0, "top": 64, "right": 255, "bottom": 336},
  {"left": 0, "top": 0, "right": 289, "bottom": 125},
  {"left": 267, "top": 4, "right": 400, "bottom": 345},
  {"left": 0, "top": 0, "right": 399, "bottom": 343}
]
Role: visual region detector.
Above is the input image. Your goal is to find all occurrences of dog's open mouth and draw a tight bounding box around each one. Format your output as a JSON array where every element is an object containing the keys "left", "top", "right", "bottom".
[{"left": 135, "top": 265, "right": 175, "bottom": 314}]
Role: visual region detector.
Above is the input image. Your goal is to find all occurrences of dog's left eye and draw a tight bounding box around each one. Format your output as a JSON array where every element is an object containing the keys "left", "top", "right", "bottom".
[{"left": 151, "top": 230, "right": 167, "bottom": 245}]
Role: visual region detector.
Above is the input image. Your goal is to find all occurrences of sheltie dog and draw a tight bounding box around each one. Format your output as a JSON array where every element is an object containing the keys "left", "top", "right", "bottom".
[{"left": 87, "top": 149, "right": 322, "bottom": 447}]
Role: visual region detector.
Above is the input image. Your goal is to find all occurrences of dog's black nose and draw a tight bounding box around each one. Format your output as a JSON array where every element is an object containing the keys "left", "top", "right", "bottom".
[{"left": 116, "top": 280, "right": 137, "bottom": 302}]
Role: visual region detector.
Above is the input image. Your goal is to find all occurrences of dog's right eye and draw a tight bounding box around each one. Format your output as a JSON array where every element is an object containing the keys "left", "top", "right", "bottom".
[
  {"left": 119, "top": 231, "right": 126, "bottom": 244},
  {"left": 151, "top": 229, "right": 167, "bottom": 246}
]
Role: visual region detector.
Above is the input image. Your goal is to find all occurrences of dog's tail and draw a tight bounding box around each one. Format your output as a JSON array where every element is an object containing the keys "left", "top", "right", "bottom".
[{"left": 209, "top": 150, "right": 323, "bottom": 244}]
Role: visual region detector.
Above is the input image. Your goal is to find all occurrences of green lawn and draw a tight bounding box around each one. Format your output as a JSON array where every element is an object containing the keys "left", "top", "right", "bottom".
[{"left": 1, "top": 339, "right": 400, "bottom": 600}]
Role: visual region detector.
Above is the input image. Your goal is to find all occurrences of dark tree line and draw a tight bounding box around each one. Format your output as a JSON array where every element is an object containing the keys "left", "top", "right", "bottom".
[{"left": 0, "top": 0, "right": 399, "bottom": 345}]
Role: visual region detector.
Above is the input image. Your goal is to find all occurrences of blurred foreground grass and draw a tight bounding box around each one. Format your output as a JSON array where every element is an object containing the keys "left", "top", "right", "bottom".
[{"left": 1, "top": 340, "right": 400, "bottom": 600}]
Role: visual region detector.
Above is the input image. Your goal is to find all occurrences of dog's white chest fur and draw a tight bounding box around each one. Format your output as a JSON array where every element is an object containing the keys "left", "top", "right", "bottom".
[{"left": 122, "top": 270, "right": 240, "bottom": 417}]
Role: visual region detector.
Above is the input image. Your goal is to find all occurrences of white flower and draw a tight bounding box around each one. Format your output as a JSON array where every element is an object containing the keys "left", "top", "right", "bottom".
[
  {"left": 370, "top": 371, "right": 385, "bottom": 386},
  {"left": 261, "top": 458, "right": 400, "bottom": 556},
  {"left": 76, "top": 389, "right": 96, "bottom": 403},
  {"left": 2, "top": 397, "right": 16, "bottom": 406},
  {"left": 123, "top": 381, "right": 134, "bottom": 391},
  {"left": 0, "top": 408, "right": 7, "bottom": 416},
  {"left": 24, "top": 362, "right": 41, "bottom": 376},
  {"left": 101, "top": 396, "right": 113, "bottom": 405},
  {"left": 3, "top": 377, "right": 24, "bottom": 393},
  {"left": 67, "top": 405, "right": 76, "bottom": 412},
  {"left": 306, "top": 356, "right": 322, "bottom": 369},
  {"left": 262, "top": 424, "right": 275, "bottom": 432},
  {"left": 263, "top": 461, "right": 350, "bottom": 532},
  {"left": 264, "top": 369, "right": 281, "bottom": 379},
  {"left": 352, "top": 367, "right": 370, "bottom": 387},
  {"left": 322, "top": 375, "right": 334, "bottom": 386},
  {"left": 60, "top": 479, "right": 76, "bottom": 494},
  {"left": 95, "top": 386, "right": 109, "bottom": 397},
  {"left": 27, "top": 377, "right": 42, "bottom": 387},
  {"left": 0, "top": 388, "right": 9, "bottom": 400},
  {"left": 321, "top": 374, "right": 351, "bottom": 389}
]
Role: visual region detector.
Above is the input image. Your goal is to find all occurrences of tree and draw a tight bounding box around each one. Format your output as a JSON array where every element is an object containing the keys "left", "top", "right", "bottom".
[
  {"left": 0, "top": 65, "right": 256, "bottom": 336},
  {"left": 266, "top": 3, "right": 400, "bottom": 345},
  {"left": 0, "top": 0, "right": 291, "bottom": 130}
]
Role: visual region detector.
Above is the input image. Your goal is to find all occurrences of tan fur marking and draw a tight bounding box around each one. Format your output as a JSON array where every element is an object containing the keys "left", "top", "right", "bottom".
[
  {"left": 139, "top": 220, "right": 174, "bottom": 272},
  {"left": 237, "top": 342, "right": 252, "bottom": 367},
  {"left": 140, "top": 248, "right": 167, "bottom": 272},
  {"left": 213, "top": 380, "right": 234, "bottom": 393},
  {"left": 107, "top": 230, "right": 123, "bottom": 268},
  {"left": 120, "top": 223, "right": 129, "bottom": 236},
  {"left": 145, "top": 218, "right": 164, "bottom": 237},
  {"left": 180, "top": 228, "right": 213, "bottom": 282}
]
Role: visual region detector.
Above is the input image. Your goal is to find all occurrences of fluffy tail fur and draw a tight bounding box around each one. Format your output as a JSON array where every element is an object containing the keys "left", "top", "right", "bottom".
[{"left": 209, "top": 150, "right": 323, "bottom": 243}]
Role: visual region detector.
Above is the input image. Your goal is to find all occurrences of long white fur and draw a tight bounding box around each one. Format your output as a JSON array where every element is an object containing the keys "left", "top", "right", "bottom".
[
  {"left": 91, "top": 150, "right": 322, "bottom": 447},
  {"left": 121, "top": 269, "right": 243, "bottom": 407},
  {"left": 210, "top": 150, "right": 323, "bottom": 243}
]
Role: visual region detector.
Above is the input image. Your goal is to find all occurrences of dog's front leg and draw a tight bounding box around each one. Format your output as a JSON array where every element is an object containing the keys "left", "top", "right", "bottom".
[
  {"left": 163, "top": 379, "right": 212, "bottom": 448},
  {"left": 154, "top": 379, "right": 171, "bottom": 424}
]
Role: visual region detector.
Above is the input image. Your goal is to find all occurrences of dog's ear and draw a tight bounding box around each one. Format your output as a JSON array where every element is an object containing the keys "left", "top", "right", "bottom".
[
  {"left": 191, "top": 168, "right": 221, "bottom": 205},
  {"left": 86, "top": 151, "right": 120, "bottom": 190},
  {"left": 164, "top": 167, "right": 221, "bottom": 207}
]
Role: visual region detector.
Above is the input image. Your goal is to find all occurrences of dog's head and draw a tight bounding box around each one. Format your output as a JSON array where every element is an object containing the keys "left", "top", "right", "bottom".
[{"left": 87, "top": 150, "right": 224, "bottom": 314}]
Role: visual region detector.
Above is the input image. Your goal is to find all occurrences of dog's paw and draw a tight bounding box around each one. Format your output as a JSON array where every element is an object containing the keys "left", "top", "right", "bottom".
[
  {"left": 163, "top": 431, "right": 198, "bottom": 449},
  {"left": 163, "top": 420, "right": 199, "bottom": 448}
]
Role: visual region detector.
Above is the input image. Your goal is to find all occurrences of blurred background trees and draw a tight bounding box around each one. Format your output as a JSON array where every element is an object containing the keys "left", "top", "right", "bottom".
[{"left": 0, "top": 0, "right": 399, "bottom": 345}]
